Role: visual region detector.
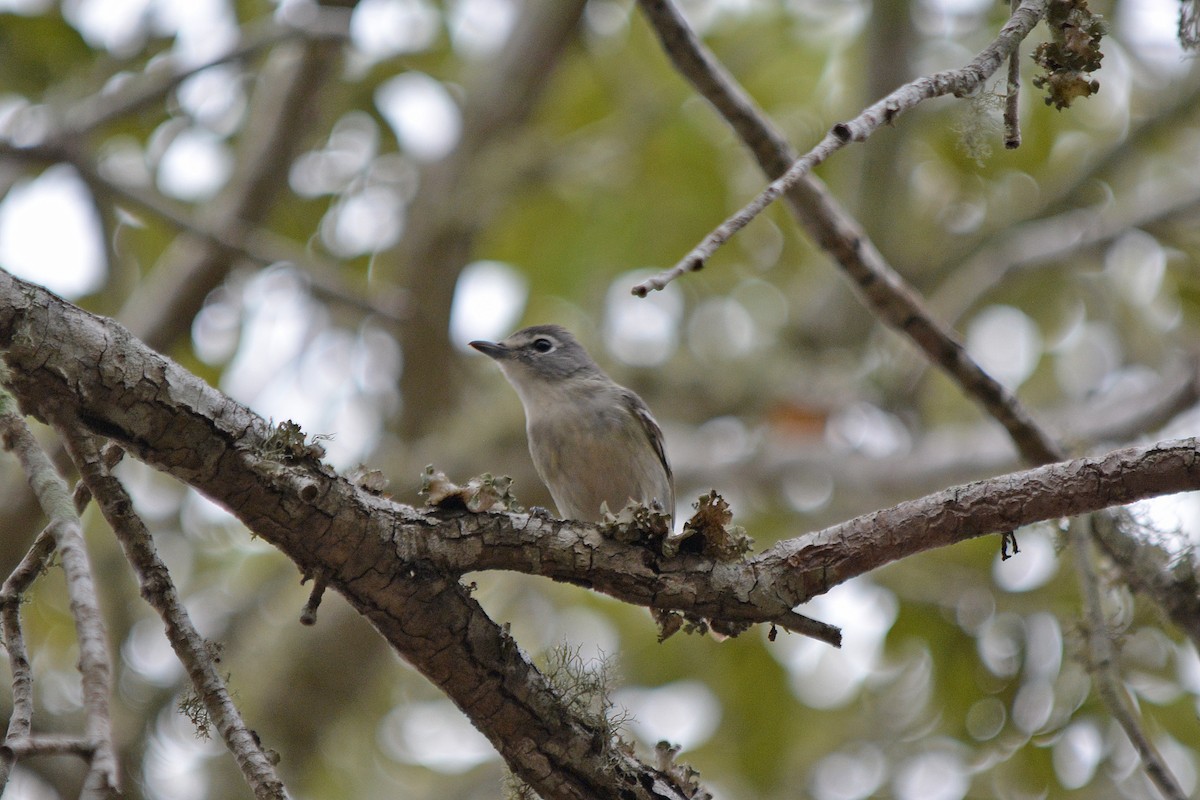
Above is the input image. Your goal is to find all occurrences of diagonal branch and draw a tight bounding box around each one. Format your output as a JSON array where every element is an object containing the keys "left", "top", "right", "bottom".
[
  {"left": 0, "top": 392, "right": 119, "bottom": 798},
  {"left": 1069, "top": 516, "right": 1188, "bottom": 800},
  {"left": 634, "top": 0, "right": 1062, "bottom": 467},
  {"left": 55, "top": 426, "right": 289, "bottom": 800},
  {"left": 633, "top": 0, "right": 1200, "bottom": 660},
  {"left": 632, "top": 0, "right": 1048, "bottom": 297},
  {"left": 6, "top": 269, "right": 1200, "bottom": 644},
  {"left": 0, "top": 272, "right": 698, "bottom": 800}
]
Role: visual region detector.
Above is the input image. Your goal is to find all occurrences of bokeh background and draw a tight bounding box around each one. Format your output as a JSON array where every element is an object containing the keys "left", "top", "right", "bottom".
[{"left": 1, "top": 0, "right": 1199, "bottom": 797}]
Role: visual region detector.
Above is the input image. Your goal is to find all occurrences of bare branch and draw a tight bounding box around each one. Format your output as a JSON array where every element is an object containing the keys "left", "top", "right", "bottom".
[
  {"left": 1069, "top": 516, "right": 1188, "bottom": 800},
  {"left": 632, "top": 0, "right": 1048, "bottom": 296},
  {"left": 1003, "top": 0, "right": 1023, "bottom": 148},
  {"left": 0, "top": 531, "right": 46, "bottom": 789},
  {"left": 56, "top": 426, "right": 289, "bottom": 800},
  {"left": 4, "top": 735, "right": 96, "bottom": 759},
  {"left": 0, "top": 393, "right": 119, "bottom": 797},
  {"left": 634, "top": 0, "right": 1062, "bottom": 467},
  {"left": 0, "top": 441, "right": 111, "bottom": 789}
]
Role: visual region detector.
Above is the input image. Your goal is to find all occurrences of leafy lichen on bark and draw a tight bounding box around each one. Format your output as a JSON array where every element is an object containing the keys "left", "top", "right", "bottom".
[{"left": 1031, "top": 0, "right": 1105, "bottom": 109}]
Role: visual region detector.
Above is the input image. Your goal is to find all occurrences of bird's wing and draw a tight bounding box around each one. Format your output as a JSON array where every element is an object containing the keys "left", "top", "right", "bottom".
[{"left": 620, "top": 388, "right": 672, "bottom": 486}]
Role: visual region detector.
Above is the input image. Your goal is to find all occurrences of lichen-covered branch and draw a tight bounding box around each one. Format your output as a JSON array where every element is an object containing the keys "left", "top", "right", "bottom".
[
  {"left": 7, "top": 265, "right": 1200, "bottom": 644},
  {"left": 0, "top": 270, "right": 698, "bottom": 800}
]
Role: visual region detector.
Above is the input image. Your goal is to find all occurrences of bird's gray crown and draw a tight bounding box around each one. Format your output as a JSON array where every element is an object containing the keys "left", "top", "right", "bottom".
[{"left": 471, "top": 324, "right": 606, "bottom": 382}]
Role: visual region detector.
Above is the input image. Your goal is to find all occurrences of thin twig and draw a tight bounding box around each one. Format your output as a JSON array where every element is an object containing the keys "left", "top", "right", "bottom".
[
  {"left": 632, "top": 0, "right": 1047, "bottom": 296},
  {"left": 300, "top": 576, "right": 327, "bottom": 626},
  {"left": 1004, "top": 0, "right": 1023, "bottom": 148},
  {"left": 0, "top": 393, "right": 119, "bottom": 797},
  {"left": 5, "top": 735, "right": 96, "bottom": 759},
  {"left": 774, "top": 611, "right": 841, "bottom": 646},
  {"left": 0, "top": 535, "right": 43, "bottom": 789},
  {"left": 56, "top": 423, "right": 290, "bottom": 800},
  {"left": 0, "top": 443, "right": 115, "bottom": 789},
  {"left": 634, "top": 0, "right": 1062, "bottom": 468},
  {"left": 1069, "top": 516, "right": 1188, "bottom": 800}
]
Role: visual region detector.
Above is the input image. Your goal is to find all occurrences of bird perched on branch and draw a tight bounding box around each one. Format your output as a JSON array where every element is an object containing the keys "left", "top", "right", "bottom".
[{"left": 470, "top": 324, "right": 674, "bottom": 524}]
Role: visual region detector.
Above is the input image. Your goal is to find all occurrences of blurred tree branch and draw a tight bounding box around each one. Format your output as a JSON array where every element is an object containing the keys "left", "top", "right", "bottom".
[
  {"left": 115, "top": 9, "right": 353, "bottom": 353},
  {"left": 63, "top": 9, "right": 352, "bottom": 136},
  {"left": 1070, "top": 515, "right": 1189, "bottom": 800},
  {"left": 0, "top": 140, "right": 405, "bottom": 324},
  {"left": 387, "top": 0, "right": 588, "bottom": 436}
]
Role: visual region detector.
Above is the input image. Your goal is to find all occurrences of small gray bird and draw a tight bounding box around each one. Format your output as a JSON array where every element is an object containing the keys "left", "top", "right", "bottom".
[{"left": 470, "top": 324, "right": 674, "bottom": 523}]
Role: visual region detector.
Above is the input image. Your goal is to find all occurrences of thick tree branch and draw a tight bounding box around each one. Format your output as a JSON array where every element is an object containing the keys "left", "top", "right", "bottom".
[
  {"left": 415, "top": 441, "right": 1200, "bottom": 641},
  {"left": 6, "top": 266, "right": 1200, "bottom": 794},
  {"left": 632, "top": 0, "right": 1200, "bottom": 664},
  {"left": 6, "top": 268, "right": 1200, "bottom": 644},
  {"left": 0, "top": 270, "right": 698, "bottom": 799}
]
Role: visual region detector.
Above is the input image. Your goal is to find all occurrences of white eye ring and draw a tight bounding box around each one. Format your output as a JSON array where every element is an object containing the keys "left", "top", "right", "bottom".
[{"left": 532, "top": 338, "right": 554, "bottom": 353}]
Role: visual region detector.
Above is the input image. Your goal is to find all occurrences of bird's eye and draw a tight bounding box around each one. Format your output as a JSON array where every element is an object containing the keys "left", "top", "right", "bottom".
[{"left": 532, "top": 338, "right": 554, "bottom": 353}]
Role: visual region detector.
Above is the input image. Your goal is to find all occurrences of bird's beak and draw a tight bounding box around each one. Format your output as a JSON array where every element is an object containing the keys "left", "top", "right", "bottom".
[{"left": 469, "top": 339, "right": 510, "bottom": 360}]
